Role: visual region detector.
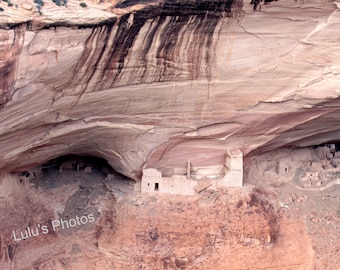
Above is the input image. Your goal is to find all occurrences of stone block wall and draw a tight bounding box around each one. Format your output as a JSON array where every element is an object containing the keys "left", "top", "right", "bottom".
[{"left": 141, "top": 150, "right": 243, "bottom": 194}]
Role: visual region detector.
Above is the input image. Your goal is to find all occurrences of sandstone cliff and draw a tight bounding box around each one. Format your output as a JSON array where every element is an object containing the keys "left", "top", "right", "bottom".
[
  {"left": 1, "top": 1, "right": 340, "bottom": 269},
  {"left": 0, "top": 0, "right": 339, "bottom": 180}
]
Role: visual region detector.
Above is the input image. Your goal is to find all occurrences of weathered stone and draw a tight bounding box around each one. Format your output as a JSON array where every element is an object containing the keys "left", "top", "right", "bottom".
[
  {"left": 0, "top": 0, "right": 339, "bottom": 184},
  {"left": 105, "top": 173, "right": 115, "bottom": 181},
  {"left": 21, "top": 4, "right": 33, "bottom": 10},
  {"left": 194, "top": 180, "right": 212, "bottom": 193},
  {"left": 84, "top": 166, "right": 92, "bottom": 173},
  {"left": 0, "top": 1, "right": 340, "bottom": 270},
  {"left": 175, "top": 257, "right": 188, "bottom": 269}
]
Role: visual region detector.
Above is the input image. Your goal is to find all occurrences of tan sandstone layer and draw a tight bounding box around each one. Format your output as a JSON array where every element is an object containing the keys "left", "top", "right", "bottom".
[{"left": 0, "top": 0, "right": 339, "bottom": 179}]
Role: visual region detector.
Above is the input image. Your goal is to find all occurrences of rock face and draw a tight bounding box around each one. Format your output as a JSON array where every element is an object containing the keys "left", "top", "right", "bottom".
[
  {"left": 0, "top": 0, "right": 340, "bottom": 180},
  {"left": 0, "top": 172, "right": 316, "bottom": 269}
]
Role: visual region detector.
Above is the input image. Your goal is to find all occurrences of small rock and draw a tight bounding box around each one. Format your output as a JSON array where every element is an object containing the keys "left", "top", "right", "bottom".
[
  {"left": 330, "top": 159, "right": 339, "bottom": 168},
  {"left": 175, "top": 257, "right": 188, "bottom": 269},
  {"left": 278, "top": 202, "right": 289, "bottom": 208},
  {"left": 303, "top": 182, "right": 312, "bottom": 187},
  {"left": 326, "top": 153, "right": 333, "bottom": 160},
  {"left": 105, "top": 173, "right": 115, "bottom": 181},
  {"left": 309, "top": 161, "right": 322, "bottom": 171},
  {"left": 149, "top": 227, "right": 159, "bottom": 241},
  {"left": 315, "top": 181, "right": 322, "bottom": 187},
  {"left": 22, "top": 4, "right": 33, "bottom": 10},
  {"left": 290, "top": 193, "right": 297, "bottom": 203},
  {"left": 84, "top": 166, "right": 92, "bottom": 173}
]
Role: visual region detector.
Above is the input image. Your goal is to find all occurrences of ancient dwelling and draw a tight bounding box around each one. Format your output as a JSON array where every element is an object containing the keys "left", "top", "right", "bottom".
[{"left": 141, "top": 150, "right": 243, "bottom": 195}]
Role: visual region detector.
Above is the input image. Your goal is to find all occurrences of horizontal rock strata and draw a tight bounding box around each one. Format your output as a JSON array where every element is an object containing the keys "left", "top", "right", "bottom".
[{"left": 0, "top": 0, "right": 339, "bottom": 179}]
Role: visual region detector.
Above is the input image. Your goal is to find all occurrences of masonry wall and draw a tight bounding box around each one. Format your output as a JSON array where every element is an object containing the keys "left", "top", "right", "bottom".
[
  {"left": 162, "top": 175, "right": 197, "bottom": 195},
  {"left": 223, "top": 150, "right": 243, "bottom": 187},
  {"left": 141, "top": 149, "right": 243, "bottom": 195},
  {"left": 141, "top": 168, "right": 163, "bottom": 193},
  {"left": 141, "top": 168, "right": 197, "bottom": 195},
  {"left": 219, "top": 170, "right": 243, "bottom": 187}
]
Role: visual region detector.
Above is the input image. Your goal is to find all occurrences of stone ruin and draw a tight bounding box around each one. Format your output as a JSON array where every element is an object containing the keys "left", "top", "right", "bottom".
[
  {"left": 17, "top": 155, "right": 116, "bottom": 185},
  {"left": 141, "top": 150, "right": 243, "bottom": 195},
  {"left": 299, "top": 143, "right": 340, "bottom": 188}
]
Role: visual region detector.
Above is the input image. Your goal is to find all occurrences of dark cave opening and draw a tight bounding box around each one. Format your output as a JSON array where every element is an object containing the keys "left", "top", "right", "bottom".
[
  {"left": 18, "top": 155, "right": 135, "bottom": 193},
  {"left": 41, "top": 155, "right": 115, "bottom": 176},
  {"left": 312, "top": 142, "right": 340, "bottom": 155}
]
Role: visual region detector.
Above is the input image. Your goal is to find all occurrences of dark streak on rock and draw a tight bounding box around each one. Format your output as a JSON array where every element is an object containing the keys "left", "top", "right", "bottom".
[
  {"left": 116, "top": 0, "right": 236, "bottom": 16},
  {"left": 115, "top": 0, "right": 159, "bottom": 9},
  {"left": 83, "top": 26, "right": 113, "bottom": 86},
  {"left": 39, "top": 0, "right": 244, "bottom": 96},
  {"left": 139, "top": 16, "right": 166, "bottom": 80},
  {"left": 162, "top": 0, "right": 235, "bottom": 16},
  {"left": 0, "top": 61, "right": 15, "bottom": 108},
  {"left": 155, "top": 15, "right": 190, "bottom": 80},
  {"left": 0, "top": 18, "right": 118, "bottom": 31},
  {"left": 107, "top": 14, "right": 148, "bottom": 82},
  {"left": 0, "top": 25, "right": 25, "bottom": 109},
  {"left": 7, "top": 243, "right": 16, "bottom": 260}
]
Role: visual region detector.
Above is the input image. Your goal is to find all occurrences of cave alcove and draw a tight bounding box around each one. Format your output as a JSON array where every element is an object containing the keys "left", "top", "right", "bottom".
[
  {"left": 42, "top": 155, "right": 115, "bottom": 175},
  {"left": 18, "top": 154, "right": 135, "bottom": 193}
]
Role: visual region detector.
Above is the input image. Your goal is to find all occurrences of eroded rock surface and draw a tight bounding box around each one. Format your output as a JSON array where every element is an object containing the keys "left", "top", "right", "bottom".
[
  {"left": 0, "top": 170, "right": 316, "bottom": 269},
  {"left": 0, "top": 0, "right": 339, "bottom": 180},
  {"left": 1, "top": 1, "right": 340, "bottom": 269}
]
